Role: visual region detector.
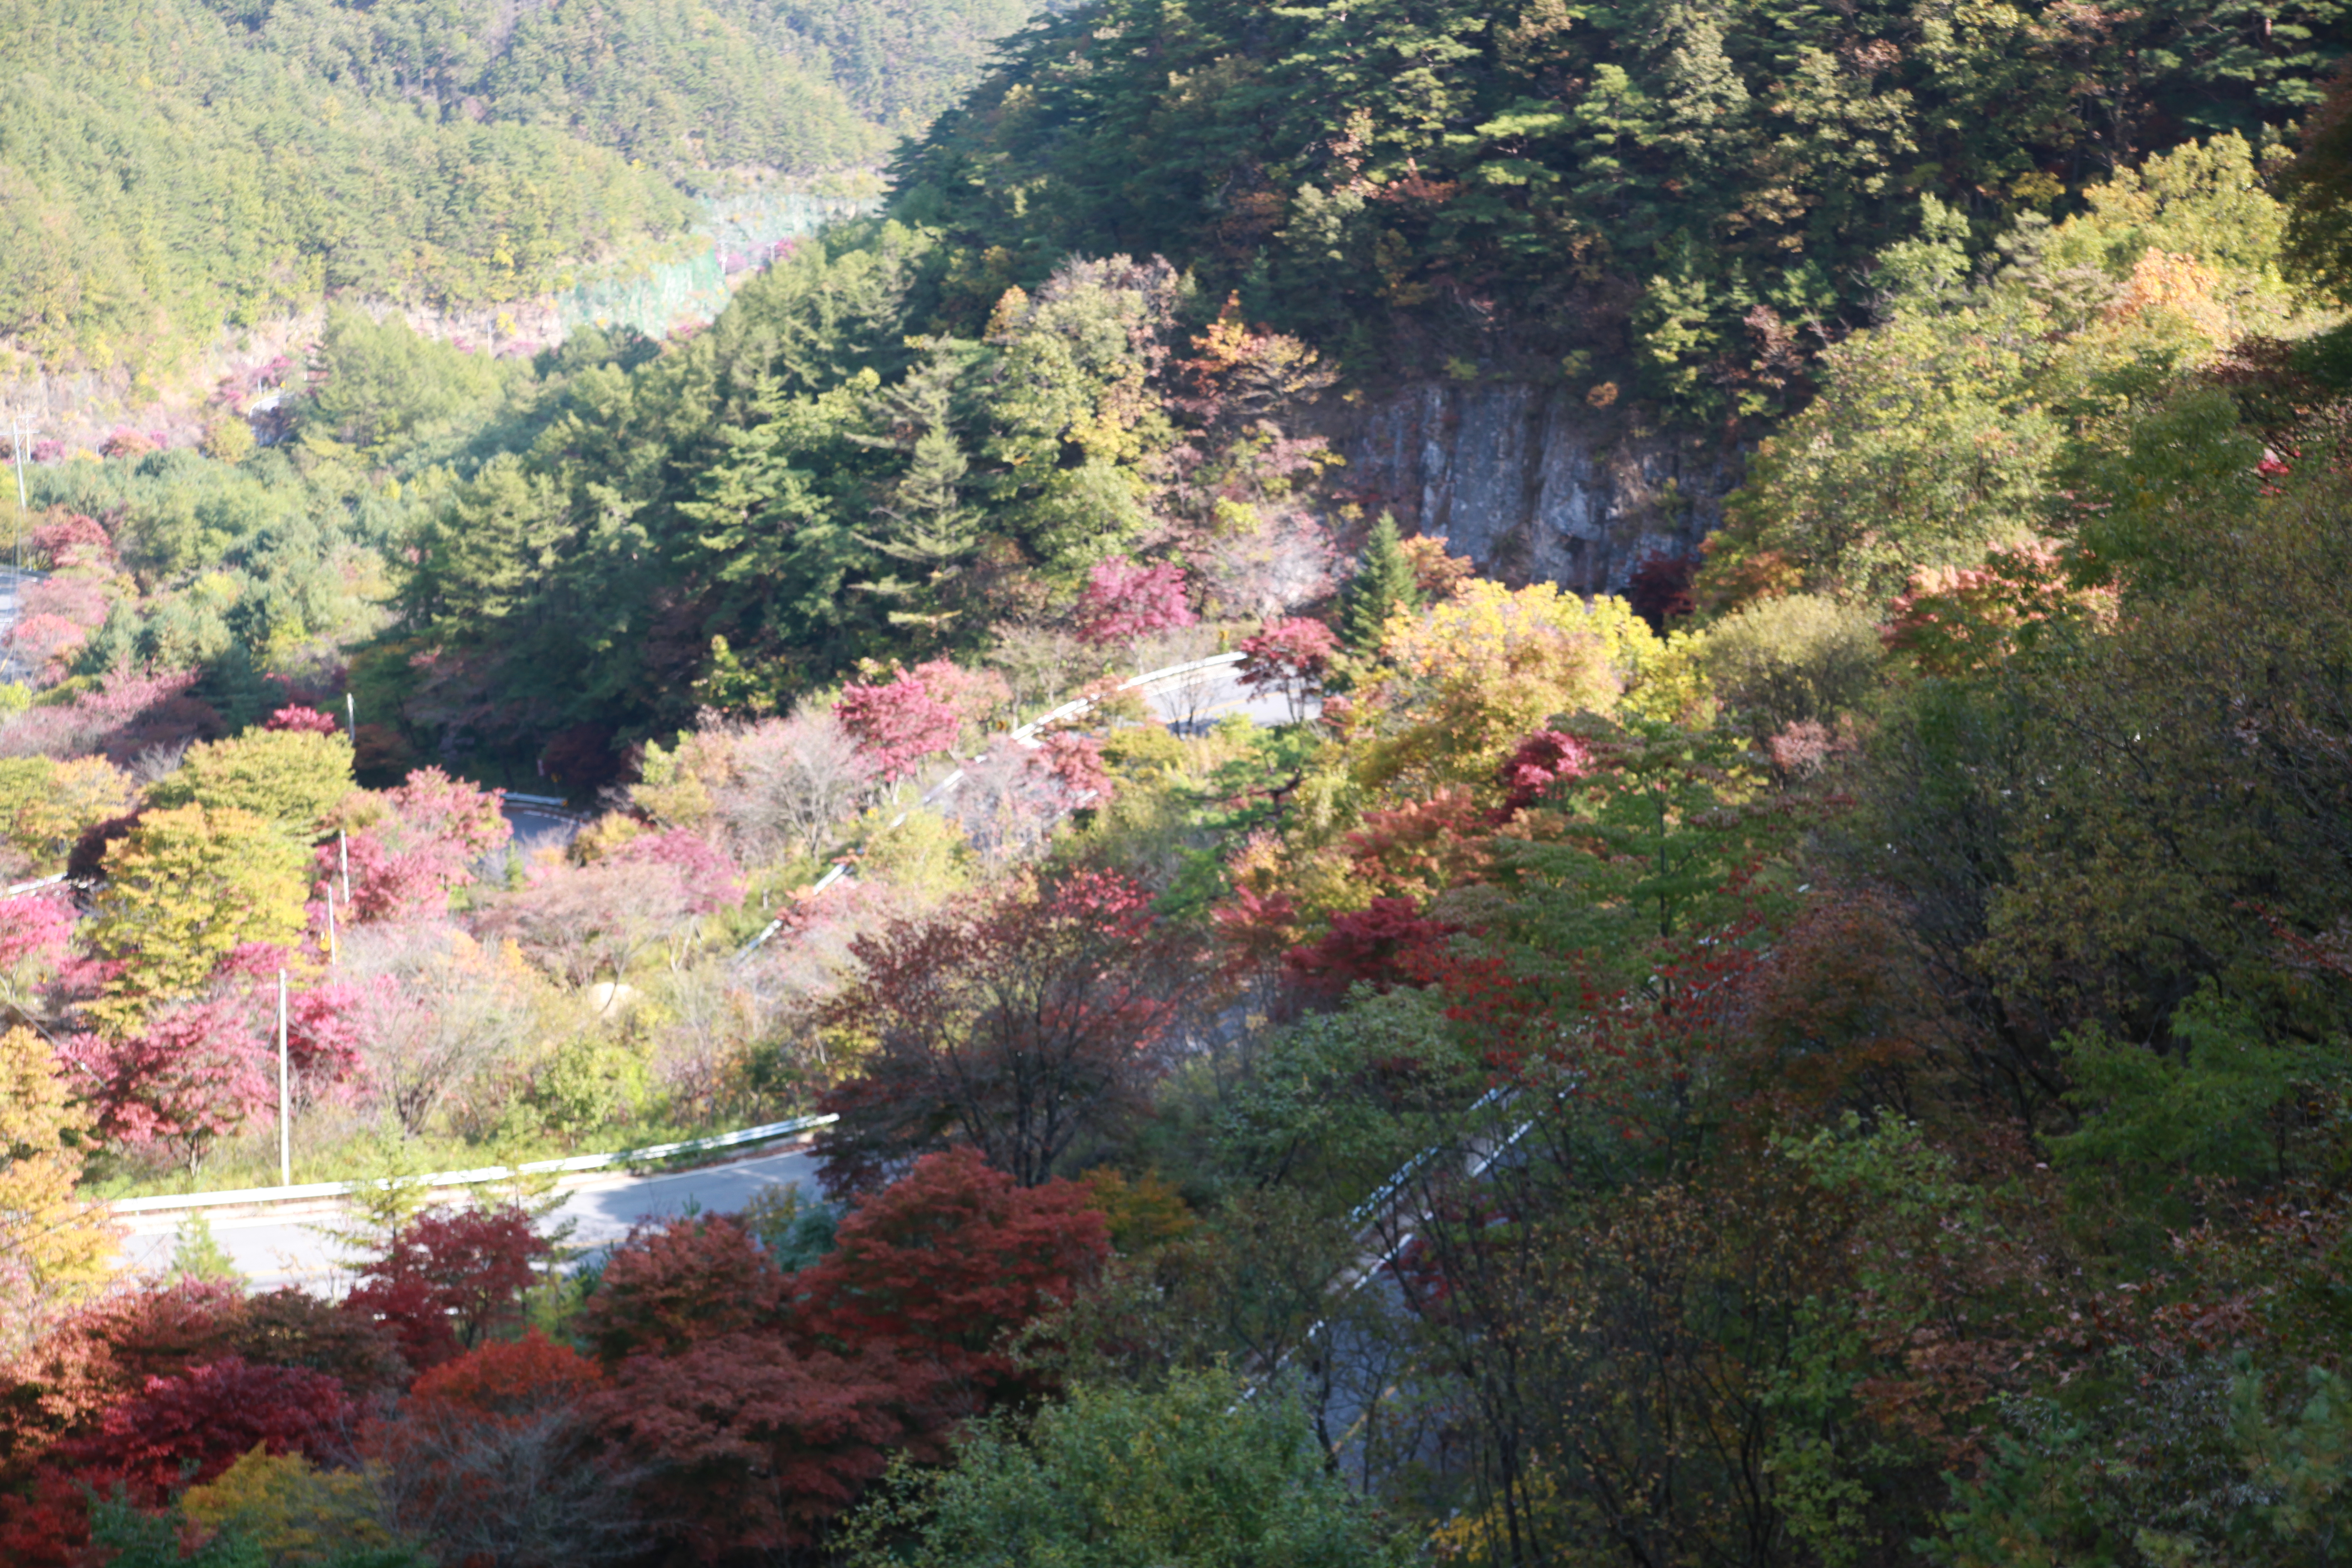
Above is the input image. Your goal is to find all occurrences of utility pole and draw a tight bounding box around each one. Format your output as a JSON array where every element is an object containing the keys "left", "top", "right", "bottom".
[
  {"left": 339, "top": 828, "right": 351, "bottom": 905},
  {"left": 9, "top": 411, "right": 27, "bottom": 577},
  {"left": 346, "top": 692, "right": 356, "bottom": 746},
  {"left": 276, "top": 969, "right": 291, "bottom": 1186}
]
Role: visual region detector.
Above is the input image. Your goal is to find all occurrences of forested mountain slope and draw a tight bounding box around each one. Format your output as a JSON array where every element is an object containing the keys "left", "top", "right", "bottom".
[
  {"left": 0, "top": 0, "right": 1034, "bottom": 383},
  {"left": 894, "top": 0, "right": 2350, "bottom": 420},
  {"left": 10, "top": 1, "right": 2352, "bottom": 1564}
]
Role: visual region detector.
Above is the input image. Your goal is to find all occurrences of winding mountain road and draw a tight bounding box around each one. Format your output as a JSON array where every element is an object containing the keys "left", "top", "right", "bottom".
[{"left": 112, "top": 653, "right": 1314, "bottom": 1293}]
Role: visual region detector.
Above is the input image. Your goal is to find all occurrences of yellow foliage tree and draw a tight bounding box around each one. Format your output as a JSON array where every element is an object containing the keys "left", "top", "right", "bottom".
[
  {"left": 630, "top": 728, "right": 735, "bottom": 831},
  {"left": 88, "top": 804, "right": 309, "bottom": 1030},
  {"left": 182, "top": 1447, "right": 406, "bottom": 1565},
  {"left": 0, "top": 1026, "right": 115, "bottom": 1351},
  {"left": 1360, "top": 580, "right": 1632, "bottom": 794},
  {"left": 0, "top": 755, "right": 133, "bottom": 870},
  {"left": 146, "top": 728, "right": 355, "bottom": 840}
]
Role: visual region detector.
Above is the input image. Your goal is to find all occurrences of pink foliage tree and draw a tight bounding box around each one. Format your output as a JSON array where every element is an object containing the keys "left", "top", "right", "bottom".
[
  {"left": 29, "top": 515, "right": 113, "bottom": 573},
  {"left": 328, "top": 768, "right": 510, "bottom": 923},
  {"left": 1237, "top": 617, "right": 1338, "bottom": 722},
  {"left": 935, "top": 738, "right": 1063, "bottom": 864},
  {"left": 1033, "top": 732, "right": 1112, "bottom": 807},
  {"left": 909, "top": 660, "right": 1011, "bottom": 739},
  {"left": 64, "top": 998, "right": 275, "bottom": 1171},
  {"left": 1496, "top": 728, "right": 1594, "bottom": 819},
  {"left": 266, "top": 705, "right": 342, "bottom": 736},
  {"left": 835, "top": 673, "right": 962, "bottom": 785},
  {"left": 0, "top": 667, "right": 225, "bottom": 764},
  {"left": 7, "top": 614, "right": 86, "bottom": 668},
  {"left": 21, "top": 576, "right": 108, "bottom": 629},
  {"left": 614, "top": 828, "right": 743, "bottom": 916},
  {"left": 277, "top": 980, "right": 369, "bottom": 1103},
  {"left": 1072, "top": 558, "right": 1195, "bottom": 647},
  {"left": 0, "top": 892, "right": 75, "bottom": 975},
  {"left": 12, "top": 577, "right": 112, "bottom": 681}
]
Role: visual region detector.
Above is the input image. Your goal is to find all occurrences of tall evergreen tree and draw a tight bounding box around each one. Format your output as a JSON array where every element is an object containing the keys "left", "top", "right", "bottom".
[
  {"left": 854, "top": 344, "right": 984, "bottom": 639},
  {"left": 1338, "top": 513, "right": 1419, "bottom": 655}
]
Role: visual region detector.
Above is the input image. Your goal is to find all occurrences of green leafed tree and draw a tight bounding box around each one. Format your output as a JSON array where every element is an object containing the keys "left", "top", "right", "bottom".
[
  {"left": 855, "top": 1366, "right": 1412, "bottom": 1568},
  {"left": 145, "top": 730, "right": 354, "bottom": 842}
]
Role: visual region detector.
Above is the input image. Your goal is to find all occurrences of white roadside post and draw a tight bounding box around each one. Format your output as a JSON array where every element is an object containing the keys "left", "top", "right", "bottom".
[{"left": 276, "top": 969, "right": 291, "bottom": 1186}]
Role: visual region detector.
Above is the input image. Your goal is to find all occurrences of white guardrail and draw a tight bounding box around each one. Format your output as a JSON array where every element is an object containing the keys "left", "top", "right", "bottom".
[
  {"left": 732, "top": 652, "right": 1248, "bottom": 963},
  {"left": 502, "top": 791, "right": 593, "bottom": 821},
  {"left": 109, "top": 1112, "right": 839, "bottom": 1216}
]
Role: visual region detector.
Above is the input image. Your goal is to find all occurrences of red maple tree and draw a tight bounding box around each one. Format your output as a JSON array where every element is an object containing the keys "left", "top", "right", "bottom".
[
  {"left": 789, "top": 1147, "right": 1109, "bottom": 1405},
  {"left": 1237, "top": 616, "right": 1337, "bottom": 721},
  {"left": 368, "top": 1332, "right": 645, "bottom": 1567},
  {"left": 54, "top": 1356, "right": 351, "bottom": 1500},
  {"left": 343, "top": 1204, "right": 549, "bottom": 1373},
  {"left": 1285, "top": 896, "right": 1457, "bottom": 1004},
  {"left": 593, "top": 1336, "right": 944, "bottom": 1559},
  {"left": 814, "top": 870, "right": 1192, "bottom": 1189},
  {"left": 576, "top": 1215, "right": 785, "bottom": 1366}
]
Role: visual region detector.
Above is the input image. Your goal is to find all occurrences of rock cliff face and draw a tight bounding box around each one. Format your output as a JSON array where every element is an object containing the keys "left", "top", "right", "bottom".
[{"left": 1318, "top": 381, "right": 1744, "bottom": 594}]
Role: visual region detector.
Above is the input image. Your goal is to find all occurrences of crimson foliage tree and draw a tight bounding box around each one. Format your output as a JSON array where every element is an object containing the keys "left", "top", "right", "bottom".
[
  {"left": 265, "top": 704, "right": 341, "bottom": 735},
  {"left": 815, "top": 869, "right": 1193, "bottom": 1189},
  {"left": 570, "top": 1208, "right": 961, "bottom": 1560},
  {"left": 0, "top": 1280, "right": 402, "bottom": 1497},
  {"left": 343, "top": 1204, "right": 549, "bottom": 1372},
  {"left": 790, "top": 1148, "right": 1109, "bottom": 1405},
  {"left": 55, "top": 1356, "right": 351, "bottom": 1500},
  {"left": 593, "top": 1336, "right": 942, "bottom": 1560},
  {"left": 834, "top": 670, "right": 962, "bottom": 784},
  {"left": 575, "top": 1215, "right": 784, "bottom": 1366},
  {"left": 368, "top": 1332, "right": 645, "bottom": 1568}
]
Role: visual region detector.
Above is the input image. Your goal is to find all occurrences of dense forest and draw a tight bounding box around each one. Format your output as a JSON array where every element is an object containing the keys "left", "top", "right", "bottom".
[
  {"left": 4, "top": 0, "right": 2352, "bottom": 1565},
  {"left": 0, "top": 0, "right": 1030, "bottom": 383},
  {"left": 897, "top": 0, "right": 2347, "bottom": 412}
]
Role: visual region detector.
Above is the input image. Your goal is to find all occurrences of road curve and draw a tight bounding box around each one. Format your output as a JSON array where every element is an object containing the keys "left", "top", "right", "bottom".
[
  {"left": 116, "top": 658, "right": 1313, "bottom": 1292},
  {"left": 115, "top": 1144, "right": 824, "bottom": 1293}
]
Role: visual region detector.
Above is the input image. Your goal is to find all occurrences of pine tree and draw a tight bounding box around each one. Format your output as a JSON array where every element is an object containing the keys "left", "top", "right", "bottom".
[
  {"left": 1338, "top": 512, "right": 1419, "bottom": 654},
  {"left": 856, "top": 343, "right": 983, "bottom": 637}
]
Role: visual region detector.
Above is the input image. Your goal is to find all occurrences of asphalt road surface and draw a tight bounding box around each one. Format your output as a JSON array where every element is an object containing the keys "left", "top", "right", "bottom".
[
  {"left": 1139, "top": 663, "right": 1317, "bottom": 734},
  {"left": 115, "top": 1143, "right": 824, "bottom": 1294},
  {"left": 502, "top": 801, "right": 583, "bottom": 852}
]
